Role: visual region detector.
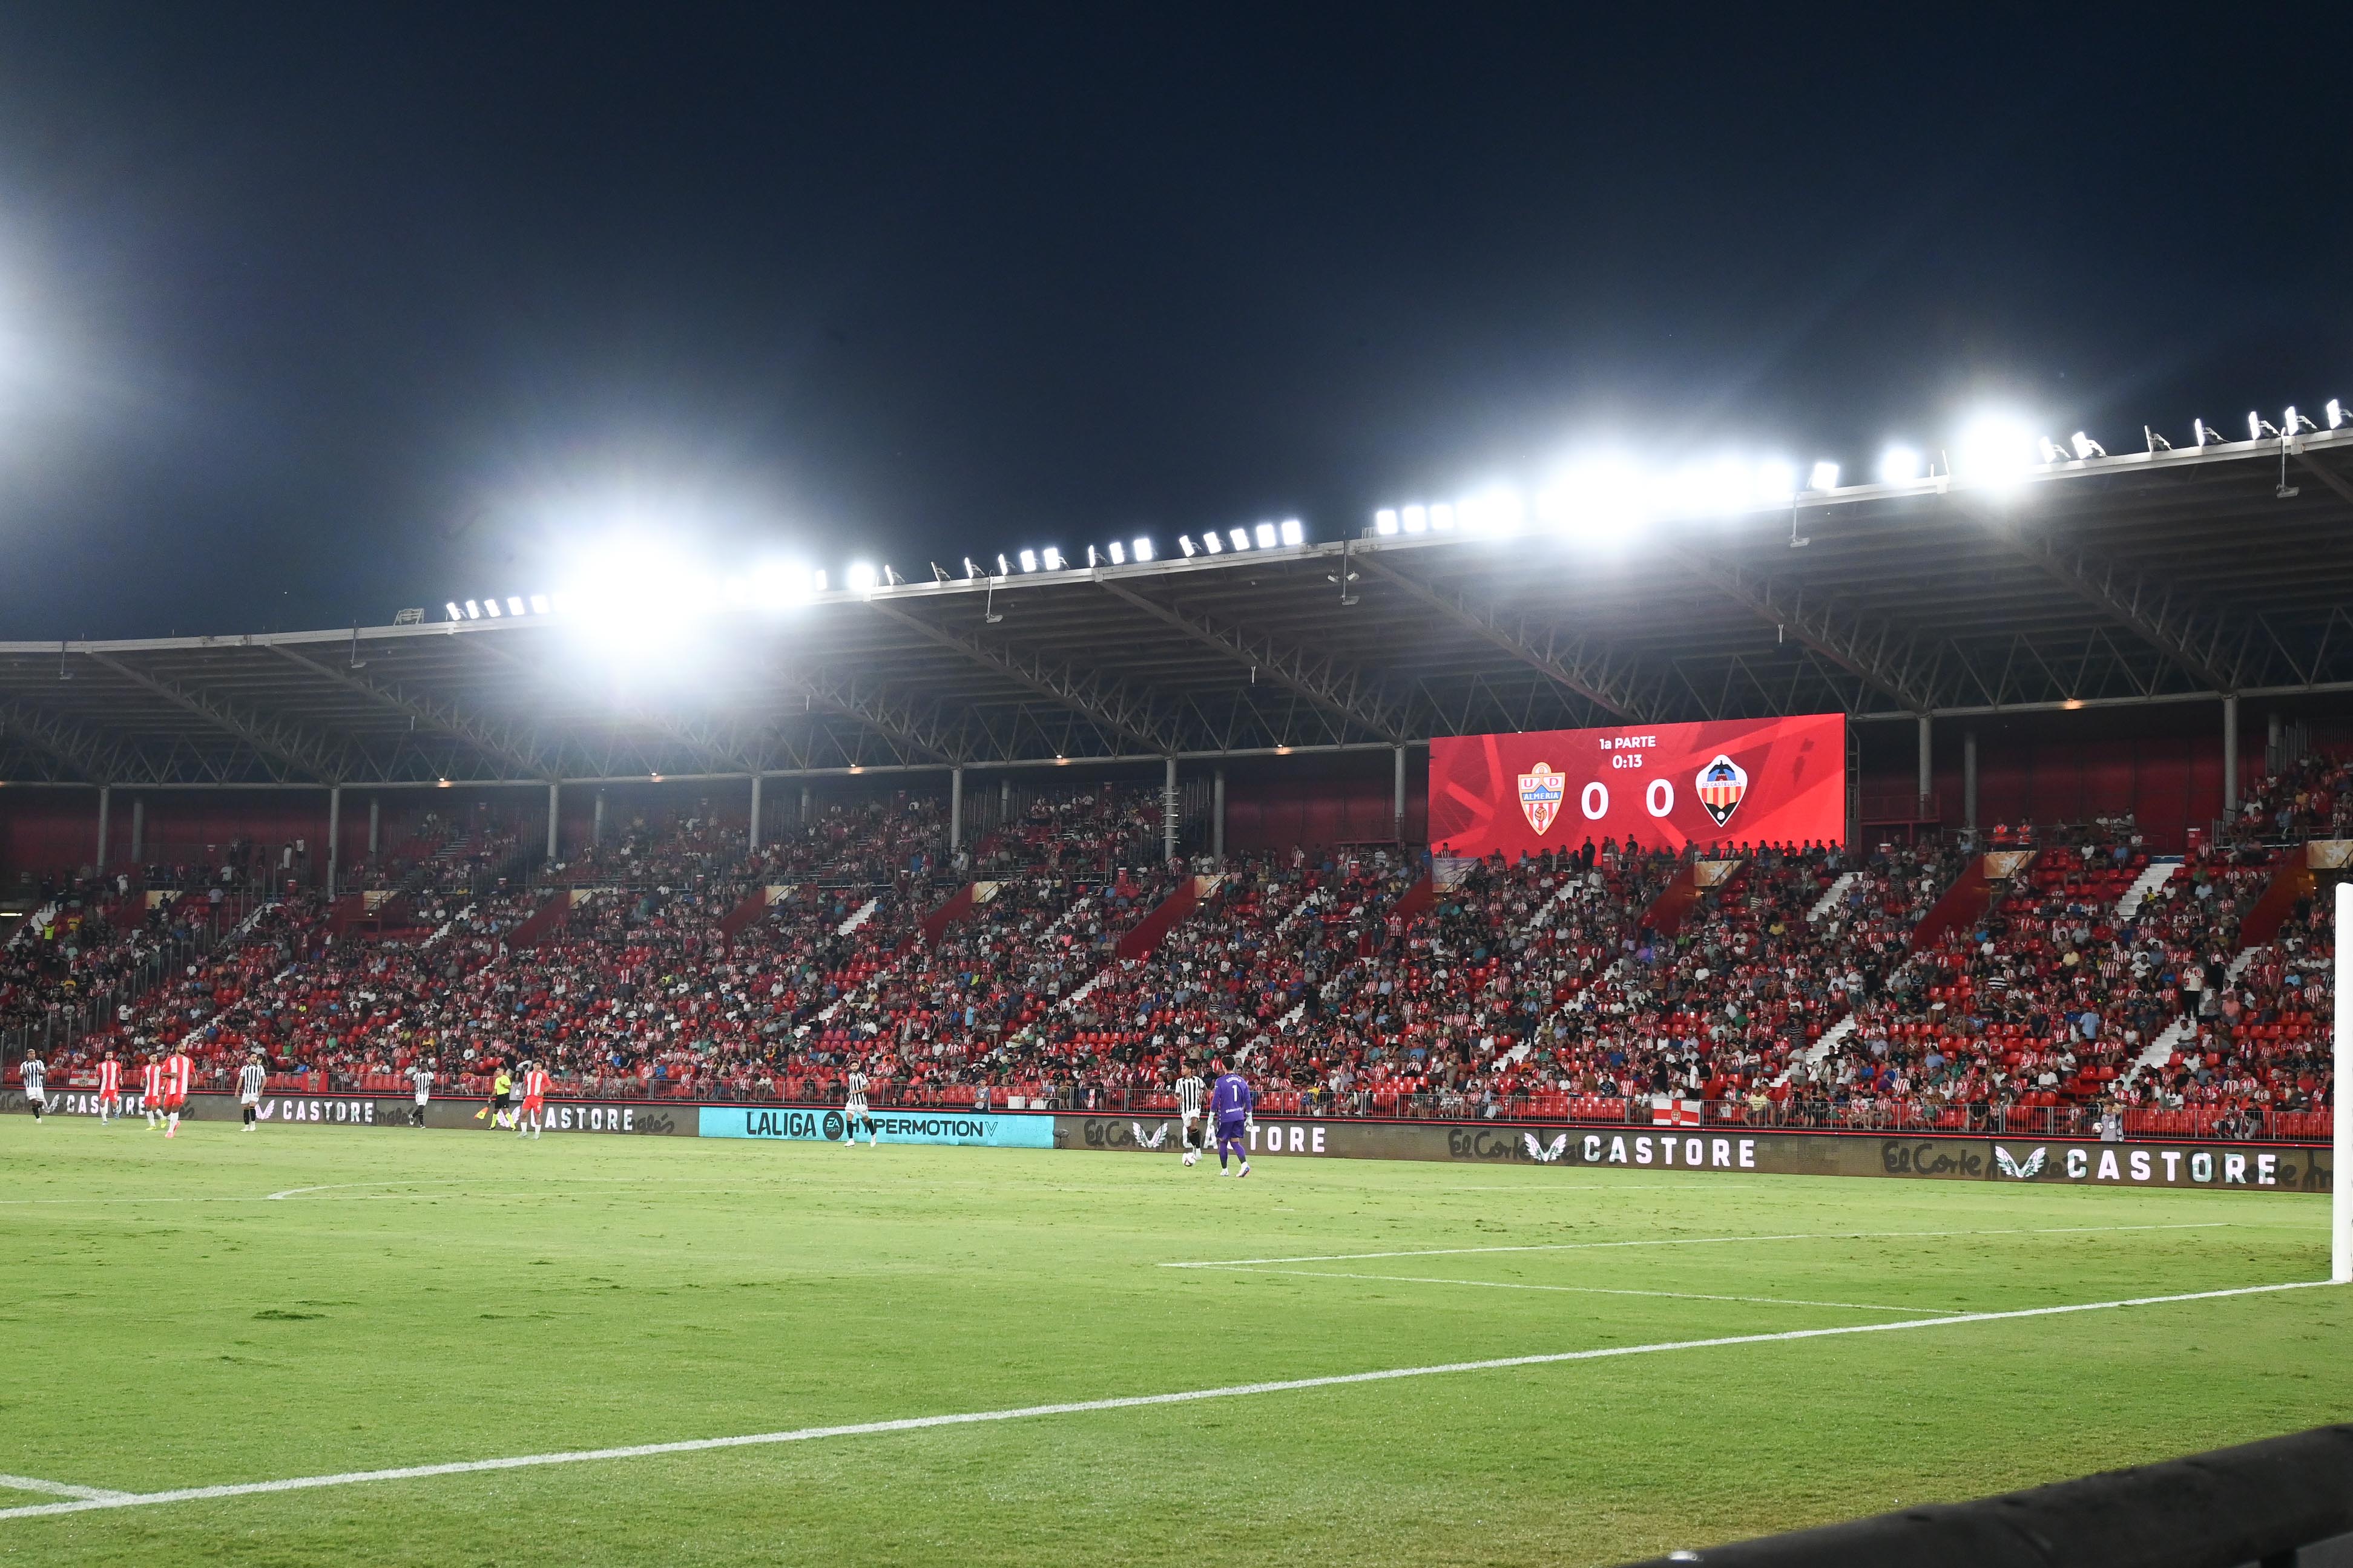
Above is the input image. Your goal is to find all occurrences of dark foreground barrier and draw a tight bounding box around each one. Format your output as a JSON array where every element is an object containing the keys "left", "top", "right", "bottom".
[{"left": 1621, "top": 1423, "right": 2353, "bottom": 1568}]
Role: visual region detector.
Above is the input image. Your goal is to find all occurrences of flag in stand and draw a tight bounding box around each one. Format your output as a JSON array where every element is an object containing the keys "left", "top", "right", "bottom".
[{"left": 1650, "top": 1097, "right": 1703, "bottom": 1127}]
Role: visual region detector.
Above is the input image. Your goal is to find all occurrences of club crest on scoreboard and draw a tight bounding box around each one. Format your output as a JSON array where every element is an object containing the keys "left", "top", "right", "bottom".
[
  {"left": 1516, "top": 762, "right": 1563, "bottom": 835},
  {"left": 1696, "top": 753, "right": 1748, "bottom": 827}
]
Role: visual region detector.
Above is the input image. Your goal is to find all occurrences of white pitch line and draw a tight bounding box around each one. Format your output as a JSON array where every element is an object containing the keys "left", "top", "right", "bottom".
[
  {"left": 0, "top": 1277, "right": 2331, "bottom": 1524},
  {"left": 1224, "top": 1267, "right": 1923, "bottom": 1313},
  {"left": 1162, "top": 1221, "right": 2236, "bottom": 1268},
  {"left": 0, "top": 1474, "right": 131, "bottom": 1502}
]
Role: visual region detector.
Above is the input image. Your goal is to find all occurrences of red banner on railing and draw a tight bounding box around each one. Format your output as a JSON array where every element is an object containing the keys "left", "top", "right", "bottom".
[{"left": 1429, "top": 713, "right": 1846, "bottom": 858}]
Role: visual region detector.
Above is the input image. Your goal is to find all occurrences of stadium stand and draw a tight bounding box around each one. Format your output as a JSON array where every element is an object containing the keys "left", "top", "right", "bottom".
[{"left": 1, "top": 735, "right": 2341, "bottom": 1141}]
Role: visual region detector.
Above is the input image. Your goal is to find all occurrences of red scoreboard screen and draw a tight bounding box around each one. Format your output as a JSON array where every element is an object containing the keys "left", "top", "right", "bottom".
[{"left": 1427, "top": 713, "right": 1847, "bottom": 858}]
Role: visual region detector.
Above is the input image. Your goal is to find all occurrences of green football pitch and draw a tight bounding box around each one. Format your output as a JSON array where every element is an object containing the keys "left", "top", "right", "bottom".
[{"left": 1, "top": 1118, "right": 2345, "bottom": 1567}]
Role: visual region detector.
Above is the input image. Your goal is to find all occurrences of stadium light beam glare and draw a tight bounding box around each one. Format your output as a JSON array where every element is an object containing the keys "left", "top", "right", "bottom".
[
  {"left": 1953, "top": 415, "right": 2037, "bottom": 490},
  {"left": 1877, "top": 447, "right": 1921, "bottom": 485}
]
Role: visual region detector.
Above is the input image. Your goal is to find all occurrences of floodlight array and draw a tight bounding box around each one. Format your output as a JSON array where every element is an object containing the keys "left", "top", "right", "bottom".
[{"left": 1372, "top": 394, "right": 2348, "bottom": 540}]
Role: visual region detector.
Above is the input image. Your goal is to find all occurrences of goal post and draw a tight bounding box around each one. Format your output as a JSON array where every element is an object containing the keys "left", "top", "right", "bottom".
[{"left": 2336, "top": 881, "right": 2350, "bottom": 1285}]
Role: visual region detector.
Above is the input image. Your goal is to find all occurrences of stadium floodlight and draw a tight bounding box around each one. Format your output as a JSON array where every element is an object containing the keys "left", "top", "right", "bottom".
[
  {"left": 1253, "top": 522, "right": 1277, "bottom": 548},
  {"left": 1877, "top": 447, "right": 1921, "bottom": 484},
  {"left": 482, "top": 597, "right": 502, "bottom": 617},
  {"left": 1106, "top": 541, "right": 1125, "bottom": 565},
  {"left": 1085, "top": 545, "right": 1099, "bottom": 567},
  {"left": 1202, "top": 531, "right": 1223, "bottom": 554},
  {"left": 1664, "top": 461, "right": 1748, "bottom": 518},
  {"left": 1131, "top": 537, "right": 1153, "bottom": 562},
  {"left": 1807, "top": 461, "right": 1840, "bottom": 491},
  {"left": 1455, "top": 486, "right": 1526, "bottom": 532},
  {"left": 963, "top": 556, "right": 979, "bottom": 580},
  {"left": 2328, "top": 399, "right": 2346, "bottom": 430},
  {"left": 1753, "top": 461, "right": 1798, "bottom": 505},
  {"left": 2036, "top": 437, "right": 2065, "bottom": 465},
  {"left": 1228, "top": 528, "right": 1249, "bottom": 551},
  {"left": 1179, "top": 535, "right": 1196, "bottom": 556},
  {"left": 1953, "top": 415, "right": 2036, "bottom": 487},
  {"left": 445, "top": 602, "right": 464, "bottom": 622},
  {"left": 812, "top": 569, "right": 827, "bottom": 592},
  {"left": 2285, "top": 405, "right": 2319, "bottom": 436},
  {"left": 1018, "top": 549, "right": 1038, "bottom": 573},
  {"left": 2070, "top": 431, "right": 2106, "bottom": 460},
  {"left": 1401, "top": 504, "right": 1427, "bottom": 534},
  {"left": 1279, "top": 518, "right": 1304, "bottom": 546},
  {"left": 1539, "top": 456, "right": 1651, "bottom": 540},
  {"left": 2145, "top": 426, "right": 2173, "bottom": 452},
  {"left": 2194, "top": 417, "right": 2225, "bottom": 447},
  {"left": 846, "top": 561, "right": 878, "bottom": 594},
  {"left": 507, "top": 596, "right": 526, "bottom": 615},
  {"left": 749, "top": 560, "right": 811, "bottom": 611},
  {"left": 530, "top": 594, "right": 551, "bottom": 614},
  {"left": 1374, "top": 508, "right": 1400, "bottom": 535},
  {"left": 995, "top": 554, "right": 1009, "bottom": 577},
  {"left": 2249, "top": 410, "right": 2282, "bottom": 441},
  {"left": 1042, "top": 546, "right": 1064, "bottom": 570},
  {"left": 1427, "top": 505, "right": 1453, "bottom": 533}
]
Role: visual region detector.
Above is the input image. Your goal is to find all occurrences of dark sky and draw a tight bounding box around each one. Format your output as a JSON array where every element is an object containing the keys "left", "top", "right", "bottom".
[{"left": 0, "top": 5, "right": 2346, "bottom": 638}]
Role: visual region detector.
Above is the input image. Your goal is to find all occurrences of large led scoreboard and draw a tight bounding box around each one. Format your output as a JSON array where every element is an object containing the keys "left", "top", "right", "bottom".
[{"left": 1426, "top": 713, "right": 1847, "bottom": 858}]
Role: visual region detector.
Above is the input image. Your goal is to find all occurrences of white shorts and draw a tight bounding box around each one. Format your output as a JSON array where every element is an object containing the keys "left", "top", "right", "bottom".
[
  {"left": 240, "top": 1091, "right": 260, "bottom": 1107},
  {"left": 1180, "top": 1109, "right": 1202, "bottom": 1125},
  {"left": 415, "top": 1092, "right": 430, "bottom": 1105},
  {"left": 845, "top": 1099, "right": 869, "bottom": 1119},
  {"left": 24, "top": 1088, "right": 44, "bottom": 1106}
]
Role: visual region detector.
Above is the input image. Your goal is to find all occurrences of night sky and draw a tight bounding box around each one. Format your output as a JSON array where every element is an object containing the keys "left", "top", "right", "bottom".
[{"left": 0, "top": 5, "right": 2345, "bottom": 638}]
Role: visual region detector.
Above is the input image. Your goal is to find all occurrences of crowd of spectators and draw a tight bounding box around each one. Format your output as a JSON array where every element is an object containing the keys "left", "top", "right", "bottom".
[{"left": 4, "top": 782, "right": 2338, "bottom": 1137}]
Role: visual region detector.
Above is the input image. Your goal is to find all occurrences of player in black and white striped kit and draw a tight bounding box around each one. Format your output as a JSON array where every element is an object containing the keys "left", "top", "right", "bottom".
[
  {"left": 18, "top": 1053, "right": 44, "bottom": 1121},
  {"left": 237, "top": 1052, "right": 267, "bottom": 1130},
  {"left": 841, "top": 1069, "right": 877, "bottom": 1147},
  {"left": 1175, "top": 1067, "right": 1206, "bottom": 1166}
]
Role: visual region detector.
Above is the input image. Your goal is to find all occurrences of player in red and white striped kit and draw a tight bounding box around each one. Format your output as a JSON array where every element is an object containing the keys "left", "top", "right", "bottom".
[
  {"left": 140, "top": 1054, "right": 166, "bottom": 1130},
  {"left": 515, "top": 1061, "right": 548, "bottom": 1140},
  {"left": 161, "top": 1049, "right": 193, "bottom": 1138},
  {"left": 95, "top": 1052, "right": 123, "bottom": 1125}
]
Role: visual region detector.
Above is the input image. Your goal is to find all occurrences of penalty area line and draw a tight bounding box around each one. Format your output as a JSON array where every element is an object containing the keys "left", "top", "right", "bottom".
[{"left": 0, "top": 1277, "right": 2331, "bottom": 1524}]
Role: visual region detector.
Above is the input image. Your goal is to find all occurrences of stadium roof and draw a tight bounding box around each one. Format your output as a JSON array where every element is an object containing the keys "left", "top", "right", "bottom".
[{"left": 7, "top": 430, "right": 2353, "bottom": 790}]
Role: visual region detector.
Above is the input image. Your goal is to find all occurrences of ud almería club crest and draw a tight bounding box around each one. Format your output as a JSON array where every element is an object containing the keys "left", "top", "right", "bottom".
[
  {"left": 1517, "top": 762, "right": 1564, "bottom": 835},
  {"left": 1696, "top": 753, "right": 1749, "bottom": 828}
]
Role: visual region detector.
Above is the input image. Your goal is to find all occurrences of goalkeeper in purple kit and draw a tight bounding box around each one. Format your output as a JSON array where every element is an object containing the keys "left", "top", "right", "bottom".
[{"left": 1211, "top": 1061, "right": 1254, "bottom": 1177}]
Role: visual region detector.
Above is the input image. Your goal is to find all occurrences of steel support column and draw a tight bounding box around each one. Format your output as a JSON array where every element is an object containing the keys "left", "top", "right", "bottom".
[
  {"left": 1916, "top": 715, "right": 1932, "bottom": 816},
  {"left": 2223, "top": 695, "right": 2240, "bottom": 814},
  {"left": 96, "top": 785, "right": 111, "bottom": 871},
  {"left": 593, "top": 789, "right": 606, "bottom": 846},
  {"left": 1963, "top": 730, "right": 1979, "bottom": 833},
  {"left": 327, "top": 784, "right": 341, "bottom": 898},
  {"left": 749, "top": 774, "right": 763, "bottom": 850},
  {"left": 367, "top": 797, "right": 380, "bottom": 857},
  {"left": 1213, "top": 766, "right": 1226, "bottom": 859},
  {"left": 949, "top": 766, "right": 964, "bottom": 848},
  {"left": 545, "top": 781, "right": 559, "bottom": 862},
  {"left": 130, "top": 796, "right": 144, "bottom": 862},
  {"left": 1394, "top": 744, "right": 1407, "bottom": 844},
  {"left": 1163, "top": 756, "right": 1179, "bottom": 862}
]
